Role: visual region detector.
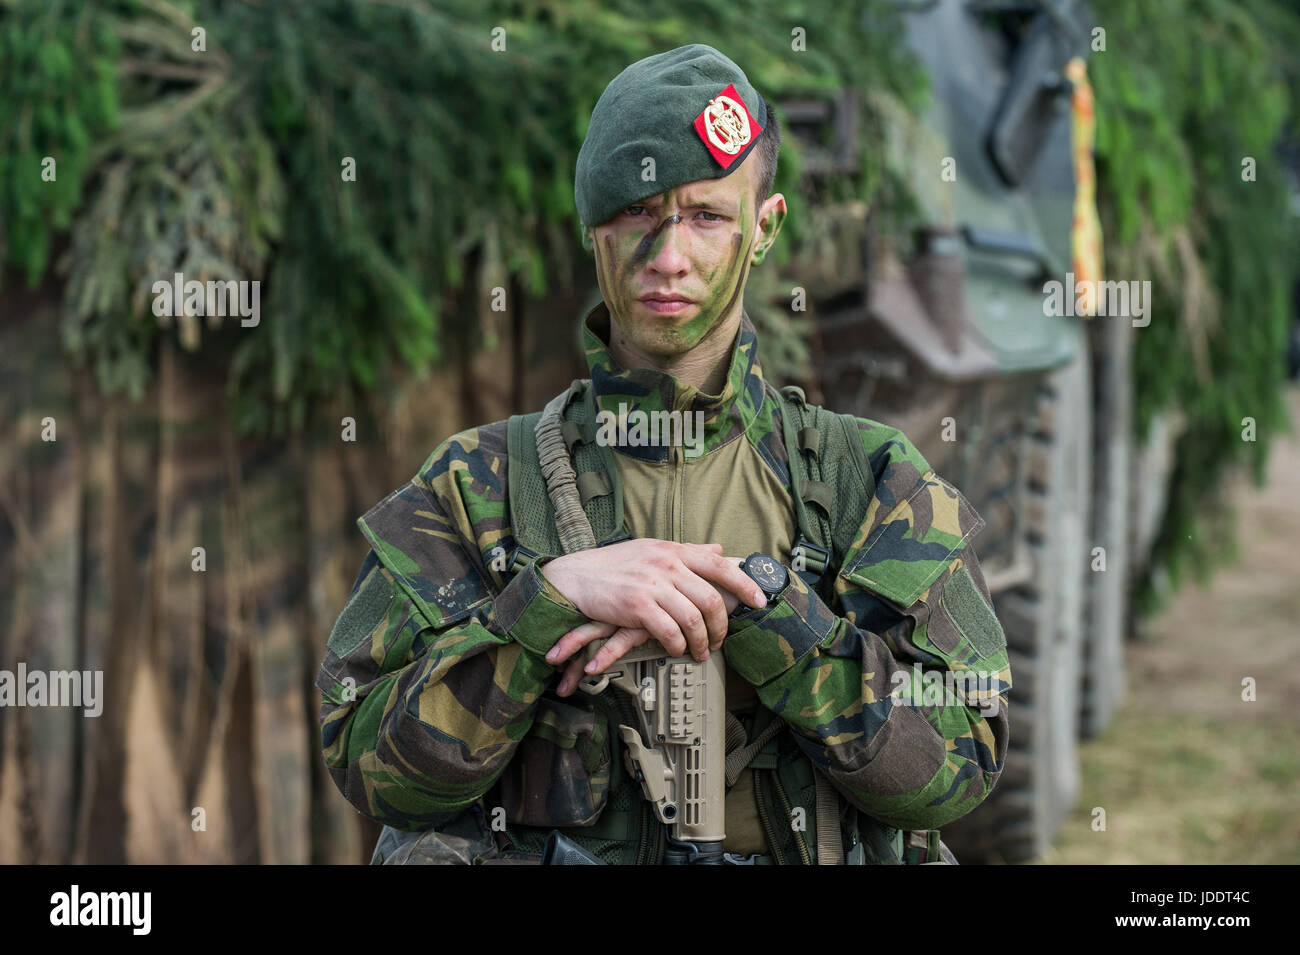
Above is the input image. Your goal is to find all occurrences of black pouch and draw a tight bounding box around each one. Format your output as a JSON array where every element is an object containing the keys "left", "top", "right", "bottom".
[
  {"left": 495, "top": 694, "right": 611, "bottom": 827},
  {"left": 372, "top": 804, "right": 500, "bottom": 865}
]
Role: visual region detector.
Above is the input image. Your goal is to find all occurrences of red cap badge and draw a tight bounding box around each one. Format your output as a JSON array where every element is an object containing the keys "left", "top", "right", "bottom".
[{"left": 692, "top": 83, "right": 762, "bottom": 169}]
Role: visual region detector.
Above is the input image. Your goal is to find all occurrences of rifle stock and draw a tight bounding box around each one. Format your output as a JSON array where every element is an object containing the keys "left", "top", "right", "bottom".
[{"left": 579, "top": 642, "right": 728, "bottom": 863}]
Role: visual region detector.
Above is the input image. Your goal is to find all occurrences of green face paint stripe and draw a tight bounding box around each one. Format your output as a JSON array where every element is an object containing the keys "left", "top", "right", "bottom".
[
  {"left": 603, "top": 229, "right": 645, "bottom": 335},
  {"left": 671, "top": 229, "right": 744, "bottom": 348},
  {"left": 715, "top": 231, "right": 749, "bottom": 329},
  {"left": 612, "top": 232, "right": 645, "bottom": 319},
  {"left": 599, "top": 234, "right": 625, "bottom": 311}
]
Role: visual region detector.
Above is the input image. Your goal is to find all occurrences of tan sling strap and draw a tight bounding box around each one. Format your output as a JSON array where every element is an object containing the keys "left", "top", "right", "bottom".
[
  {"left": 723, "top": 709, "right": 845, "bottom": 864},
  {"left": 535, "top": 386, "right": 599, "bottom": 554},
  {"left": 813, "top": 768, "right": 844, "bottom": 864},
  {"left": 722, "top": 710, "right": 786, "bottom": 788}
]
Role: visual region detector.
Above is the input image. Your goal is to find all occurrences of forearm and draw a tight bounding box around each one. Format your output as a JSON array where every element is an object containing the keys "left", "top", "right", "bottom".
[
  {"left": 724, "top": 566, "right": 1010, "bottom": 830},
  {"left": 318, "top": 555, "right": 588, "bottom": 829}
]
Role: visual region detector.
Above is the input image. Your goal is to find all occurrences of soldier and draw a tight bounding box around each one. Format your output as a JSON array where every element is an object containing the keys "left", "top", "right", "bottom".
[{"left": 316, "top": 44, "right": 1011, "bottom": 864}]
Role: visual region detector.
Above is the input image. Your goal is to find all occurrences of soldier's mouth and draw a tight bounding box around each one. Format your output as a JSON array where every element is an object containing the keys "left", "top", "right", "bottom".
[{"left": 638, "top": 293, "right": 696, "bottom": 315}]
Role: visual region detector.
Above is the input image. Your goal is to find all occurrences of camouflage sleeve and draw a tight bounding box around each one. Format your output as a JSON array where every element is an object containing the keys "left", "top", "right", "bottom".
[
  {"left": 315, "top": 424, "right": 587, "bottom": 831},
  {"left": 723, "top": 422, "right": 1012, "bottom": 831}
]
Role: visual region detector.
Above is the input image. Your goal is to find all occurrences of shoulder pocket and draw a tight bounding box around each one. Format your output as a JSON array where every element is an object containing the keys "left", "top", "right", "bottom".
[
  {"left": 357, "top": 480, "right": 493, "bottom": 630},
  {"left": 839, "top": 473, "right": 985, "bottom": 610},
  {"left": 326, "top": 562, "right": 397, "bottom": 660},
  {"left": 927, "top": 564, "right": 1006, "bottom": 660},
  {"left": 316, "top": 564, "right": 399, "bottom": 703}
]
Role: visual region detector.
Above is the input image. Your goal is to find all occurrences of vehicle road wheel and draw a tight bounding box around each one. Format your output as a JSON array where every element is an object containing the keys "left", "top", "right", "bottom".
[{"left": 942, "top": 350, "right": 1091, "bottom": 862}]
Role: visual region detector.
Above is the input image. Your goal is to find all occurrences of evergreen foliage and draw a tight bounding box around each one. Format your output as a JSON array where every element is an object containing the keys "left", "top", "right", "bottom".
[
  {"left": 0, "top": 0, "right": 922, "bottom": 431},
  {"left": 2, "top": 0, "right": 1297, "bottom": 608},
  {"left": 1088, "top": 0, "right": 1300, "bottom": 609},
  {"left": 0, "top": 1, "right": 118, "bottom": 285}
]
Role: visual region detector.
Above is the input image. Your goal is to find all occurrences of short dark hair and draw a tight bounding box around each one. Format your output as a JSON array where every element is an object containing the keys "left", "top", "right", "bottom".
[{"left": 752, "top": 109, "right": 781, "bottom": 202}]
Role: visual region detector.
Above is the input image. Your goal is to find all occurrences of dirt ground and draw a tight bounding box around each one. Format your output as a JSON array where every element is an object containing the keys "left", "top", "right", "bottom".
[{"left": 1042, "top": 385, "right": 1300, "bottom": 864}]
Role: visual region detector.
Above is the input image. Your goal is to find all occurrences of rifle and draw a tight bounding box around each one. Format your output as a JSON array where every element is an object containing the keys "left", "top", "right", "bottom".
[
  {"left": 532, "top": 388, "right": 730, "bottom": 865},
  {"left": 577, "top": 643, "right": 728, "bottom": 864}
]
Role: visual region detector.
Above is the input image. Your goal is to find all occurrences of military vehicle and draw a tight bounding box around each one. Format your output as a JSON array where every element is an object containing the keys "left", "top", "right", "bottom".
[{"left": 776, "top": 0, "right": 1144, "bottom": 861}]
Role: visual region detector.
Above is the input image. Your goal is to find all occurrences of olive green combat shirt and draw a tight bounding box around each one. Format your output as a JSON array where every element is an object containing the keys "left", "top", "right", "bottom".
[{"left": 317, "top": 302, "right": 1012, "bottom": 856}]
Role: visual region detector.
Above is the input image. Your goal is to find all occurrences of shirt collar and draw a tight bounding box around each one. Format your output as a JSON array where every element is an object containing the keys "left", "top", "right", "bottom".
[{"left": 580, "top": 301, "right": 769, "bottom": 462}]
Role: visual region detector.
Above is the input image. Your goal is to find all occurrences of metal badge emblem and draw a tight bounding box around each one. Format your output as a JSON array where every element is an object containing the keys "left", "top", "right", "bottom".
[
  {"left": 702, "top": 93, "right": 752, "bottom": 155},
  {"left": 693, "top": 83, "right": 762, "bottom": 169}
]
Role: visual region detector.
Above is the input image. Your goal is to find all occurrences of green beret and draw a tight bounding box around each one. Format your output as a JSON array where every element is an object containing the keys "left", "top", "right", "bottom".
[{"left": 575, "top": 44, "right": 769, "bottom": 229}]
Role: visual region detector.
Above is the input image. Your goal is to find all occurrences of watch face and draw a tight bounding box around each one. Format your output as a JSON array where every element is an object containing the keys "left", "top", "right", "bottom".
[{"left": 744, "top": 554, "right": 787, "bottom": 595}]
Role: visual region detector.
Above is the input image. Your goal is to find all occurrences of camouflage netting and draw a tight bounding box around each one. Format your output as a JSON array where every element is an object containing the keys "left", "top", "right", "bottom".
[{"left": 0, "top": 0, "right": 924, "bottom": 863}]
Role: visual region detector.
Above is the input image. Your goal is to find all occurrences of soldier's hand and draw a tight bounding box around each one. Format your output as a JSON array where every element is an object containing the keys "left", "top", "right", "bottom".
[
  {"left": 549, "top": 576, "right": 744, "bottom": 697},
  {"left": 543, "top": 540, "right": 762, "bottom": 697},
  {"left": 542, "top": 540, "right": 764, "bottom": 664}
]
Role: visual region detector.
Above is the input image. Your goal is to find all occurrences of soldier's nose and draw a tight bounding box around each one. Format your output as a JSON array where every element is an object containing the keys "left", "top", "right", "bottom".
[{"left": 646, "top": 215, "right": 689, "bottom": 276}]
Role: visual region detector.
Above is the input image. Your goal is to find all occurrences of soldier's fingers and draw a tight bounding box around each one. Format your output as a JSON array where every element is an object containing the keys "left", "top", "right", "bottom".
[
  {"left": 670, "top": 568, "right": 729, "bottom": 646},
  {"left": 681, "top": 549, "right": 766, "bottom": 609},
  {"left": 631, "top": 602, "right": 689, "bottom": 659},
  {"left": 556, "top": 656, "right": 587, "bottom": 697},
  {"left": 654, "top": 587, "right": 711, "bottom": 662},
  {"left": 546, "top": 620, "right": 618, "bottom": 665},
  {"left": 681, "top": 542, "right": 724, "bottom": 553},
  {"left": 584, "top": 628, "right": 651, "bottom": 674}
]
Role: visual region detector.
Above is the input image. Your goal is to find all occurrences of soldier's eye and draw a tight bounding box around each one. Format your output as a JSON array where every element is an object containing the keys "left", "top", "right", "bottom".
[
  {"left": 624, "top": 205, "right": 646, "bottom": 216},
  {"left": 697, "top": 211, "right": 724, "bottom": 221}
]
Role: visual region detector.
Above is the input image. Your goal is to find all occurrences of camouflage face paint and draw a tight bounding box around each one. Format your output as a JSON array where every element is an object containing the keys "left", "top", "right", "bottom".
[
  {"left": 593, "top": 188, "right": 757, "bottom": 362},
  {"left": 675, "top": 230, "right": 746, "bottom": 350},
  {"left": 630, "top": 214, "right": 681, "bottom": 266}
]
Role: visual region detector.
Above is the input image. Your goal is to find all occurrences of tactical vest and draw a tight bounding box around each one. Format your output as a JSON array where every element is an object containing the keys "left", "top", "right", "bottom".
[{"left": 479, "top": 379, "right": 947, "bottom": 865}]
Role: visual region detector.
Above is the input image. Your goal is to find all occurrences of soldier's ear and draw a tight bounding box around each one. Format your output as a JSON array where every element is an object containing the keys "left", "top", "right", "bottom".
[
  {"left": 750, "top": 193, "right": 787, "bottom": 266},
  {"left": 581, "top": 225, "right": 594, "bottom": 253}
]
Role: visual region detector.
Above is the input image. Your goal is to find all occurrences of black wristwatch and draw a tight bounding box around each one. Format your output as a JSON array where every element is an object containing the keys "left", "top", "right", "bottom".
[{"left": 731, "top": 552, "right": 789, "bottom": 617}]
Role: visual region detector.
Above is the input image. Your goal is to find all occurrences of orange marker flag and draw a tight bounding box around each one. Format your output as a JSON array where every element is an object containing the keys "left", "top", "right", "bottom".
[{"left": 1067, "top": 56, "right": 1104, "bottom": 316}]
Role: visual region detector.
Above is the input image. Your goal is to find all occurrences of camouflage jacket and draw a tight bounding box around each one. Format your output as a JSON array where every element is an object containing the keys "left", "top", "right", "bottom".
[{"left": 317, "top": 304, "right": 1011, "bottom": 846}]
